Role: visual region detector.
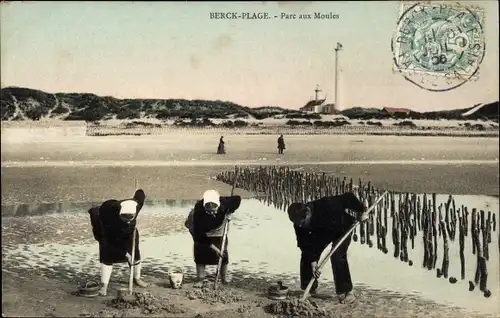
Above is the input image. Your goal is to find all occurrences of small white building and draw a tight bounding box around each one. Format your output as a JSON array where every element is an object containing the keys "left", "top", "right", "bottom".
[
  {"left": 299, "top": 85, "right": 337, "bottom": 114},
  {"left": 300, "top": 99, "right": 326, "bottom": 113}
]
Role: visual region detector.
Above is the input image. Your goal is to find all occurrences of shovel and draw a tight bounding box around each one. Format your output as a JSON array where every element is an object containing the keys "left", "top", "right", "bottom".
[
  {"left": 128, "top": 227, "right": 137, "bottom": 297},
  {"left": 213, "top": 167, "right": 240, "bottom": 290},
  {"left": 301, "top": 190, "right": 389, "bottom": 300},
  {"left": 128, "top": 179, "right": 138, "bottom": 296}
]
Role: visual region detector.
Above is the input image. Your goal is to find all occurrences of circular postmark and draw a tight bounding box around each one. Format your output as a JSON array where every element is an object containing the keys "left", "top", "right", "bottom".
[{"left": 391, "top": 2, "right": 485, "bottom": 92}]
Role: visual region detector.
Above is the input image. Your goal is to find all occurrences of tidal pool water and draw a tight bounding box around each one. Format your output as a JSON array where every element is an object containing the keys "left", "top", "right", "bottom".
[{"left": 1, "top": 195, "right": 499, "bottom": 315}]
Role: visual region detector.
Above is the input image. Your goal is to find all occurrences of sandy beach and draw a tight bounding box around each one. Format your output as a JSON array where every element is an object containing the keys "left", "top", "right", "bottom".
[
  {"left": 2, "top": 132, "right": 499, "bottom": 318},
  {"left": 2, "top": 134, "right": 499, "bottom": 204}
]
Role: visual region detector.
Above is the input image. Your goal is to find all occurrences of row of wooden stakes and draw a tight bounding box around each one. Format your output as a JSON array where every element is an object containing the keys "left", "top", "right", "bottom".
[{"left": 215, "top": 165, "right": 497, "bottom": 298}]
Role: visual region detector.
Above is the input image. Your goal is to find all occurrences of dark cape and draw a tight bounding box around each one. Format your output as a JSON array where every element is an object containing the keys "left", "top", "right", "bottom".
[
  {"left": 217, "top": 139, "right": 226, "bottom": 154},
  {"left": 192, "top": 195, "right": 241, "bottom": 265},
  {"left": 293, "top": 192, "right": 365, "bottom": 260},
  {"left": 278, "top": 137, "right": 285, "bottom": 149},
  {"left": 88, "top": 197, "right": 144, "bottom": 265}
]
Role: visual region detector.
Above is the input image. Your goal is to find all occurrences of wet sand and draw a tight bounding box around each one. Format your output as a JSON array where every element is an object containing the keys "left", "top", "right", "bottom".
[
  {"left": 1, "top": 163, "right": 498, "bottom": 205},
  {"left": 2, "top": 197, "right": 498, "bottom": 313},
  {"left": 2, "top": 134, "right": 499, "bottom": 205},
  {"left": 2, "top": 134, "right": 499, "bottom": 317},
  {"left": 2, "top": 134, "right": 499, "bottom": 162},
  {"left": 2, "top": 197, "right": 498, "bottom": 318},
  {"left": 2, "top": 270, "right": 478, "bottom": 318}
]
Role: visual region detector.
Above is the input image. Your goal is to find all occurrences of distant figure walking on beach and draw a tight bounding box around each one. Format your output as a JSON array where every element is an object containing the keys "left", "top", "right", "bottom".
[
  {"left": 217, "top": 136, "right": 226, "bottom": 155},
  {"left": 277, "top": 134, "right": 286, "bottom": 154},
  {"left": 287, "top": 192, "right": 368, "bottom": 304}
]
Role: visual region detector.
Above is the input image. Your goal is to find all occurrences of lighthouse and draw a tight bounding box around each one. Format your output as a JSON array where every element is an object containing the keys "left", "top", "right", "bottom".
[{"left": 331, "top": 42, "right": 343, "bottom": 114}]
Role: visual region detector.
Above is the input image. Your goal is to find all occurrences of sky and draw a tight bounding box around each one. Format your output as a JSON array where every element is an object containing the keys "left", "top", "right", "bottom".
[{"left": 1, "top": 1, "right": 499, "bottom": 111}]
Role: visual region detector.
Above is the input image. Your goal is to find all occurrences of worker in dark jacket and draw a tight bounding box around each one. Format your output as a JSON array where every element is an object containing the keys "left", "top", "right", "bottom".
[
  {"left": 191, "top": 189, "right": 241, "bottom": 287},
  {"left": 287, "top": 192, "right": 368, "bottom": 304},
  {"left": 88, "top": 189, "right": 148, "bottom": 296}
]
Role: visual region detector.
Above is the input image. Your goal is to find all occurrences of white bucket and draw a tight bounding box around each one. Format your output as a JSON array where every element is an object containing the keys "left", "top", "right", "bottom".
[{"left": 168, "top": 271, "right": 184, "bottom": 289}]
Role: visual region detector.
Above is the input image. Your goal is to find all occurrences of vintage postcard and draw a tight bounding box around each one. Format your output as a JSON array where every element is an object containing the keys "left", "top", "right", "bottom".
[{"left": 1, "top": 1, "right": 498, "bottom": 317}]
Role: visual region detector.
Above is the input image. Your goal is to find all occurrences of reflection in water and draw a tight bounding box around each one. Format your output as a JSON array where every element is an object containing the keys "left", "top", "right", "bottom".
[
  {"left": 0, "top": 199, "right": 197, "bottom": 218},
  {"left": 1, "top": 196, "right": 499, "bottom": 315}
]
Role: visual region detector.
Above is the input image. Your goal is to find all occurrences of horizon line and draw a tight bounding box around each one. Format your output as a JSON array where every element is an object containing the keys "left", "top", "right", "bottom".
[
  {"left": 2, "top": 159, "right": 499, "bottom": 168},
  {"left": 1, "top": 85, "right": 499, "bottom": 112}
]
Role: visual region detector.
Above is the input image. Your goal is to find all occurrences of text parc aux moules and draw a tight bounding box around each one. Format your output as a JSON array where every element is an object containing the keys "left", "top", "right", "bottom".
[{"left": 209, "top": 12, "right": 339, "bottom": 20}]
